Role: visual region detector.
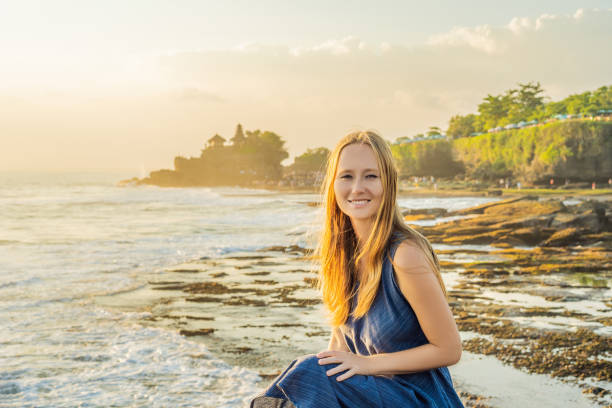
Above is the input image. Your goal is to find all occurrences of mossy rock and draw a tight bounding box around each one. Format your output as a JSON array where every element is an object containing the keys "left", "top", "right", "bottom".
[
  {"left": 452, "top": 196, "right": 532, "bottom": 215},
  {"left": 483, "top": 200, "right": 566, "bottom": 218},
  {"left": 441, "top": 234, "right": 494, "bottom": 245},
  {"left": 541, "top": 227, "right": 581, "bottom": 247},
  {"left": 505, "top": 227, "right": 546, "bottom": 246}
]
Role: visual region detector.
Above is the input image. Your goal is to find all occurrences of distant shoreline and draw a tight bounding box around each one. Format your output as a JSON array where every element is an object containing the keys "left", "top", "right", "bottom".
[
  {"left": 117, "top": 176, "right": 612, "bottom": 200},
  {"left": 265, "top": 185, "right": 612, "bottom": 199}
]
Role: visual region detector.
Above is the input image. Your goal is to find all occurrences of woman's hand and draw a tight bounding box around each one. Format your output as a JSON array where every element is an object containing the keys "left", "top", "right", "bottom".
[{"left": 316, "top": 350, "right": 372, "bottom": 381}]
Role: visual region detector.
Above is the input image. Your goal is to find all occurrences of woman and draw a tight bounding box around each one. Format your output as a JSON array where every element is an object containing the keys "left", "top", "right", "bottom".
[{"left": 251, "top": 131, "right": 464, "bottom": 407}]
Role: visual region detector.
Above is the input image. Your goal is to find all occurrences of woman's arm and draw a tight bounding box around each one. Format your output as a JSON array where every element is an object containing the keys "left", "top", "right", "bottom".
[
  {"left": 328, "top": 326, "right": 350, "bottom": 352},
  {"left": 366, "top": 241, "right": 462, "bottom": 375},
  {"left": 317, "top": 241, "right": 462, "bottom": 380}
]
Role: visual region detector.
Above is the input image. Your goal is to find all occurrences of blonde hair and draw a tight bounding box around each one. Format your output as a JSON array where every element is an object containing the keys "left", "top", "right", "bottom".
[{"left": 316, "top": 131, "right": 446, "bottom": 327}]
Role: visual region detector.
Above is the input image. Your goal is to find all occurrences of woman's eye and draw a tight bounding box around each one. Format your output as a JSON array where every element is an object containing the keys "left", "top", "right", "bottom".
[
  {"left": 366, "top": 174, "right": 378, "bottom": 179},
  {"left": 339, "top": 174, "right": 352, "bottom": 179}
]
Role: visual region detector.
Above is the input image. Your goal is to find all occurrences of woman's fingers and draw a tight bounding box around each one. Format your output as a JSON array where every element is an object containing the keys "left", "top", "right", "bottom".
[
  {"left": 325, "top": 363, "right": 348, "bottom": 377},
  {"left": 317, "top": 356, "right": 339, "bottom": 365},
  {"left": 336, "top": 368, "right": 356, "bottom": 382},
  {"left": 318, "top": 350, "right": 360, "bottom": 380}
]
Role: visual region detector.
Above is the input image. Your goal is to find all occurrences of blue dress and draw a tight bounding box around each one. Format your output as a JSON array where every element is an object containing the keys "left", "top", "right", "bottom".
[{"left": 258, "top": 236, "right": 464, "bottom": 407}]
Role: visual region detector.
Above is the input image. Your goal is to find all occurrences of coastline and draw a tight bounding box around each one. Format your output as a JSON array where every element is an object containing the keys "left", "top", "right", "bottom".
[{"left": 267, "top": 185, "right": 612, "bottom": 200}]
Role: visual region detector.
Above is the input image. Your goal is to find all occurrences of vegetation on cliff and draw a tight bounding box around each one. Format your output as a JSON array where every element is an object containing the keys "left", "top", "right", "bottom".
[
  {"left": 391, "top": 120, "right": 612, "bottom": 183},
  {"left": 452, "top": 121, "right": 612, "bottom": 183},
  {"left": 391, "top": 139, "right": 465, "bottom": 178},
  {"left": 391, "top": 82, "right": 612, "bottom": 183}
]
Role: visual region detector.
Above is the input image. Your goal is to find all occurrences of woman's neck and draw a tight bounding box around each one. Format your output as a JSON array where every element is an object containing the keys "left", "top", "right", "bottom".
[{"left": 351, "top": 218, "right": 373, "bottom": 250}]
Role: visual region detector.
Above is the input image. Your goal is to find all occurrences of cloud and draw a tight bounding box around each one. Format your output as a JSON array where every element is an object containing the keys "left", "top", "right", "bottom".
[
  {"left": 3, "top": 8, "right": 611, "bottom": 171},
  {"left": 158, "top": 8, "right": 611, "bottom": 106},
  {"left": 428, "top": 25, "right": 499, "bottom": 54}
]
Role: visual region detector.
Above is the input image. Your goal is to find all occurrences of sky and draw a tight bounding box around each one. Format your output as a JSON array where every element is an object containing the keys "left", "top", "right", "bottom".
[{"left": 1, "top": 0, "right": 611, "bottom": 172}]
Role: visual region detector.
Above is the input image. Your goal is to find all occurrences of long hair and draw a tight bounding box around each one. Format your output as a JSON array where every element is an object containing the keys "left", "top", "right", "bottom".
[{"left": 316, "top": 131, "right": 447, "bottom": 327}]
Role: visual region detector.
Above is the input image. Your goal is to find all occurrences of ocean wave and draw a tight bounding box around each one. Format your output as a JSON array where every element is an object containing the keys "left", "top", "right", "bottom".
[{"left": 0, "top": 320, "right": 262, "bottom": 407}]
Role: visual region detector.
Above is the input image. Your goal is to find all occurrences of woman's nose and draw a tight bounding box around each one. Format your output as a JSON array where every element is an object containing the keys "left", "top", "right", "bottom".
[{"left": 351, "top": 177, "right": 366, "bottom": 192}]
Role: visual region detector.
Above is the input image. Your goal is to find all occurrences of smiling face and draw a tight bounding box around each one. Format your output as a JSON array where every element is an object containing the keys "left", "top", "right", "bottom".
[{"left": 333, "top": 143, "right": 384, "bottom": 223}]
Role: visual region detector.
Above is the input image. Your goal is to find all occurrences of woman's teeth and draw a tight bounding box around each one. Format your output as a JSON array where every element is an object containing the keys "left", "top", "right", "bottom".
[{"left": 349, "top": 199, "right": 370, "bottom": 204}]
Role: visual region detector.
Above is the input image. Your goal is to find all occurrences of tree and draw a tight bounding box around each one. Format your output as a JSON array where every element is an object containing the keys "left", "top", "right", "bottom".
[
  {"left": 478, "top": 94, "right": 508, "bottom": 130},
  {"left": 477, "top": 82, "right": 546, "bottom": 128},
  {"left": 516, "top": 82, "right": 545, "bottom": 113},
  {"left": 447, "top": 114, "right": 476, "bottom": 138},
  {"left": 290, "top": 147, "right": 330, "bottom": 173},
  {"left": 427, "top": 126, "right": 442, "bottom": 137}
]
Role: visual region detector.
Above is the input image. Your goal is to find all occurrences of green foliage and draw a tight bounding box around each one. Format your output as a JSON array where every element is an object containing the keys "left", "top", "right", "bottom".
[
  {"left": 289, "top": 147, "right": 330, "bottom": 173},
  {"left": 474, "top": 82, "right": 545, "bottom": 131},
  {"left": 447, "top": 114, "right": 477, "bottom": 138},
  {"left": 427, "top": 126, "right": 442, "bottom": 137},
  {"left": 453, "top": 121, "right": 612, "bottom": 182},
  {"left": 453, "top": 83, "right": 612, "bottom": 134},
  {"left": 391, "top": 140, "right": 464, "bottom": 178}
]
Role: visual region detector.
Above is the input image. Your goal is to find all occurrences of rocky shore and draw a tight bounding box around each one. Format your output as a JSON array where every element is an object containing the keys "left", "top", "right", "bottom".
[{"left": 96, "top": 196, "right": 611, "bottom": 407}]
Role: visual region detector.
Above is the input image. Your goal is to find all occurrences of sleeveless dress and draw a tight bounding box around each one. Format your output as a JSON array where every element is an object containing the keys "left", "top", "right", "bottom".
[{"left": 258, "top": 236, "right": 464, "bottom": 407}]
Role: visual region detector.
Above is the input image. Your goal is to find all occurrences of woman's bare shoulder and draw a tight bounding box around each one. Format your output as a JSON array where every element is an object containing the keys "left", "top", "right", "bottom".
[{"left": 392, "top": 239, "right": 432, "bottom": 274}]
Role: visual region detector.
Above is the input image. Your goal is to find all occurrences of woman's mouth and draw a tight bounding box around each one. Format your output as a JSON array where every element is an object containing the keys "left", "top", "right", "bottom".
[{"left": 348, "top": 199, "right": 371, "bottom": 207}]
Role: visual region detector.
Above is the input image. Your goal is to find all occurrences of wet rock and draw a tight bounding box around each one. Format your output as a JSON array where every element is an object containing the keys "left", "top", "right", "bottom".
[
  {"left": 305, "top": 330, "right": 328, "bottom": 337},
  {"left": 492, "top": 214, "right": 554, "bottom": 230},
  {"left": 442, "top": 233, "right": 494, "bottom": 245},
  {"left": 303, "top": 277, "right": 318, "bottom": 287},
  {"left": 168, "top": 268, "right": 201, "bottom": 273},
  {"left": 541, "top": 227, "right": 582, "bottom": 247},
  {"left": 505, "top": 227, "right": 544, "bottom": 246},
  {"left": 259, "top": 245, "right": 312, "bottom": 255},
  {"left": 582, "top": 386, "right": 609, "bottom": 397},
  {"left": 223, "top": 297, "right": 267, "bottom": 307},
  {"left": 423, "top": 197, "right": 611, "bottom": 248},
  {"left": 183, "top": 281, "right": 252, "bottom": 295},
  {"left": 226, "top": 346, "right": 254, "bottom": 354},
  {"left": 458, "top": 390, "right": 492, "bottom": 408},
  {"left": 254, "top": 260, "right": 284, "bottom": 266},
  {"left": 227, "top": 255, "right": 268, "bottom": 260},
  {"left": 451, "top": 196, "right": 533, "bottom": 215},
  {"left": 179, "top": 328, "right": 215, "bottom": 336},
  {"left": 186, "top": 296, "right": 224, "bottom": 303},
  {"left": 253, "top": 280, "right": 278, "bottom": 285},
  {"left": 483, "top": 200, "right": 565, "bottom": 218},
  {"left": 403, "top": 207, "right": 448, "bottom": 221}
]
